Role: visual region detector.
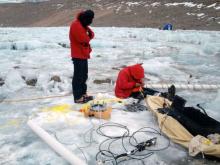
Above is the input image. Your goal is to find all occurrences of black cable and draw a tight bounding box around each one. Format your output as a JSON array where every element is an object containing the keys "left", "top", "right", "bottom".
[
  {"left": 96, "top": 122, "right": 171, "bottom": 165},
  {"left": 47, "top": 121, "right": 170, "bottom": 164},
  {"left": 197, "top": 104, "right": 208, "bottom": 116},
  {"left": 82, "top": 118, "right": 97, "bottom": 146},
  {"left": 118, "top": 157, "right": 146, "bottom": 165},
  {"left": 96, "top": 122, "right": 130, "bottom": 139},
  {"left": 99, "top": 138, "right": 119, "bottom": 158},
  {"left": 47, "top": 118, "right": 97, "bottom": 164},
  {"left": 96, "top": 149, "right": 117, "bottom": 165},
  {"left": 53, "top": 131, "right": 88, "bottom": 163},
  {"left": 97, "top": 126, "right": 148, "bottom": 164},
  {"left": 129, "top": 127, "right": 170, "bottom": 152}
]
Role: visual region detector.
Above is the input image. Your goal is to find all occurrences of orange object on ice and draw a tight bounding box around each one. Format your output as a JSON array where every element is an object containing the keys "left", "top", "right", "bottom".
[{"left": 81, "top": 102, "right": 112, "bottom": 120}]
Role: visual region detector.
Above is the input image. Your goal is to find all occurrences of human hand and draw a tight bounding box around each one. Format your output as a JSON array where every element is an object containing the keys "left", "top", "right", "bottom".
[
  {"left": 87, "top": 29, "right": 93, "bottom": 39},
  {"left": 135, "top": 83, "right": 142, "bottom": 87}
]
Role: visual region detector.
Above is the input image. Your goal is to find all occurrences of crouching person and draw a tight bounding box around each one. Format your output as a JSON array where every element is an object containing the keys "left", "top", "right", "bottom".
[{"left": 114, "top": 64, "right": 175, "bottom": 101}]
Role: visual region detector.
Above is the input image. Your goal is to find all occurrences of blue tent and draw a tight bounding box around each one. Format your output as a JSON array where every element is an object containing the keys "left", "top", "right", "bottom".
[{"left": 163, "top": 23, "right": 173, "bottom": 30}]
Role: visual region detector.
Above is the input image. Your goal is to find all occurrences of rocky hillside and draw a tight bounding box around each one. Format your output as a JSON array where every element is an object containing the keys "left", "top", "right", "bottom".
[{"left": 0, "top": 0, "right": 219, "bottom": 30}]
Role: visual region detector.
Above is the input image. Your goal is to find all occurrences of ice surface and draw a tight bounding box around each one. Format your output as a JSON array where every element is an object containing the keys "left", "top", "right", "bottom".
[
  {"left": 4, "top": 70, "right": 26, "bottom": 91},
  {"left": 0, "top": 27, "right": 220, "bottom": 164}
]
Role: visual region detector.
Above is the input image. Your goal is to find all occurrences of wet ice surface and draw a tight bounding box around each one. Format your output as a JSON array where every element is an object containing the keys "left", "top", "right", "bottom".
[{"left": 0, "top": 27, "right": 220, "bottom": 164}]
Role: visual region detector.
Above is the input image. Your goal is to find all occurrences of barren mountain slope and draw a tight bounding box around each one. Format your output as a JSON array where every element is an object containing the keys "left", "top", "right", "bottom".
[{"left": 0, "top": 0, "right": 219, "bottom": 30}]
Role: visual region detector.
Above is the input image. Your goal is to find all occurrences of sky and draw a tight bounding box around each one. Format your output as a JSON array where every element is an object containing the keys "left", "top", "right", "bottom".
[{"left": 0, "top": 27, "right": 220, "bottom": 164}]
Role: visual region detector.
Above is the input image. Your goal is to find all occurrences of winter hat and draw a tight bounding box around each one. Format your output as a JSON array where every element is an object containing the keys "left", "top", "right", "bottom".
[
  {"left": 78, "top": 10, "right": 94, "bottom": 27},
  {"left": 129, "top": 64, "right": 144, "bottom": 80},
  {"left": 83, "top": 10, "right": 94, "bottom": 19}
]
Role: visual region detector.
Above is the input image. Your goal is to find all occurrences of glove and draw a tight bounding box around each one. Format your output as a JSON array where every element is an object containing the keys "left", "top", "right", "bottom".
[
  {"left": 87, "top": 28, "right": 94, "bottom": 39},
  {"left": 135, "top": 82, "right": 144, "bottom": 87},
  {"left": 135, "top": 83, "right": 141, "bottom": 87}
]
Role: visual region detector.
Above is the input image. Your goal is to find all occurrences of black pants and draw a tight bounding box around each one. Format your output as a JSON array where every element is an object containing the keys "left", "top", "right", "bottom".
[
  {"left": 72, "top": 58, "right": 88, "bottom": 100},
  {"left": 130, "top": 87, "right": 159, "bottom": 99}
]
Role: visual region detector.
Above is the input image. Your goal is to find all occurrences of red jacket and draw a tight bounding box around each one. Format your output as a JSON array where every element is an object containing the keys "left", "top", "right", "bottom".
[
  {"left": 115, "top": 64, "right": 145, "bottom": 98},
  {"left": 69, "top": 17, "right": 94, "bottom": 59}
]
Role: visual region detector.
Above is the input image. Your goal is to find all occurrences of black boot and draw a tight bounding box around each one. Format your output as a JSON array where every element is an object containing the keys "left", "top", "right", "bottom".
[
  {"left": 160, "top": 92, "right": 168, "bottom": 98},
  {"left": 130, "top": 92, "right": 144, "bottom": 101},
  {"left": 171, "top": 95, "right": 186, "bottom": 111},
  {"left": 167, "top": 85, "right": 176, "bottom": 101}
]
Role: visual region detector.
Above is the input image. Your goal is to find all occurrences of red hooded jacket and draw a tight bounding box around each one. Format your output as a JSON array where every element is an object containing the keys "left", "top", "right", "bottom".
[
  {"left": 69, "top": 13, "right": 94, "bottom": 59},
  {"left": 115, "top": 64, "right": 145, "bottom": 98}
]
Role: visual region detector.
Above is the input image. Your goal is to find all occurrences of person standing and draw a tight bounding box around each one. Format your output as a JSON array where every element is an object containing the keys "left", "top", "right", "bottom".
[{"left": 69, "top": 10, "right": 95, "bottom": 103}]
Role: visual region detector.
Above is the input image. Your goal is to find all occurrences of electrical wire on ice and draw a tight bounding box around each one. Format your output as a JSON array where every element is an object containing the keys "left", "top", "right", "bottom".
[
  {"left": 96, "top": 122, "right": 171, "bottom": 165},
  {"left": 48, "top": 118, "right": 99, "bottom": 164}
]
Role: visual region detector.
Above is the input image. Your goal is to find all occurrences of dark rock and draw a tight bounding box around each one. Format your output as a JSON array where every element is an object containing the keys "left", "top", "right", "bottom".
[
  {"left": 22, "top": 76, "right": 26, "bottom": 80},
  {"left": 93, "top": 78, "right": 111, "bottom": 84},
  {"left": 120, "top": 65, "right": 127, "bottom": 68},
  {"left": 112, "top": 67, "right": 120, "bottom": 70},
  {"left": 51, "top": 75, "right": 61, "bottom": 82},
  {"left": 112, "top": 65, "right": 127, "bottom": 70},
  {"left": 58, "top": 43, "right": 70, "bottom": 48},
  {"left": 26, "top": 78, "right": 37, "bottom": 86},
  {"left": 14, "top": 66, "right": 20, "bottom": 69},
  {"left": 11, "top": 43, "right": 17, "bottom": 50},
  {"left": 0, "top": 77, "right": 4, "bottom": 86}
]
